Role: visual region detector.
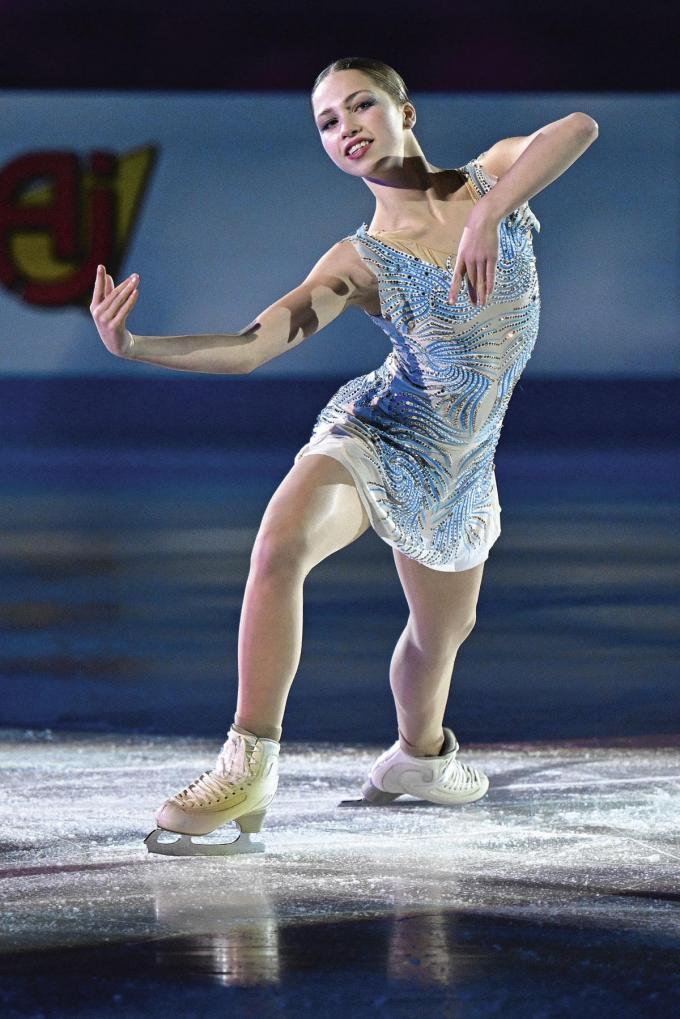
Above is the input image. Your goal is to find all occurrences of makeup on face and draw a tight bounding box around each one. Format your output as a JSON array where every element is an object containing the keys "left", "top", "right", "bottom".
[{"left": 315, "top": 89, "right": 377, "bottom": 134}]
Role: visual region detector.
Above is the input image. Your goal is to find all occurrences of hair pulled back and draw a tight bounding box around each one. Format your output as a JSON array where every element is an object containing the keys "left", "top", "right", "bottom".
[{"left": 311, "top": 56, "right": 410, "bottom": 111}]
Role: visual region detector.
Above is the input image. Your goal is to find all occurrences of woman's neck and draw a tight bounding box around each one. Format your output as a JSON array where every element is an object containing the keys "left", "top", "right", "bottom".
[{"left": 365, "top": 165, "right": 469, "bottom": 233}]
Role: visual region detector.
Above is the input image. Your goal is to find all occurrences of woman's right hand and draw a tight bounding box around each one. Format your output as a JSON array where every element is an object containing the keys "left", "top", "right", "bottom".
[{"left": 90, "top": 265, "right": 140, "bottom": 357}]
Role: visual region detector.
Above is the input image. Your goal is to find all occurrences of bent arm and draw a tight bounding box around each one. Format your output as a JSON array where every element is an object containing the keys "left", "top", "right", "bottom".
[
  {"left": 477, "top": 113, "right": 599, "bottom": 224},
  {"left": 125, "top": 240, "right": 364, "bottom": 375}
]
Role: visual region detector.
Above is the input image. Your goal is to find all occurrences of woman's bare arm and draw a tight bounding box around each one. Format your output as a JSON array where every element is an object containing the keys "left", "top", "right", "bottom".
[
  {"left": 125, "top": 329, "right": 257, "bottom": 374},
  {"left": 237, "top": 239, "right": 369, "bottom": 373},
  {"left": 92, "top": 241, "right": 369, "bottom": 375}
]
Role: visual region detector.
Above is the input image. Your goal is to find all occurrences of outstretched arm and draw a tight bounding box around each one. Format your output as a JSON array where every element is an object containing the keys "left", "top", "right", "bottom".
[
  {"left": 125, "top": 327, "right": 255, "bottom": 374},
  {"left": 90, "top": 241, "right": 363, "bottom": 375}
]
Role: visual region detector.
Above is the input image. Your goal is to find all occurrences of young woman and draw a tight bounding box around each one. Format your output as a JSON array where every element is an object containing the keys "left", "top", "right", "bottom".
[{"left": 90, "top": 57, "right": 598, "bottom": 856}]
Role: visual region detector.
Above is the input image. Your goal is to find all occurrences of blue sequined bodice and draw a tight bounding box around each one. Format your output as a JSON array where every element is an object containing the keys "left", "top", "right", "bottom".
[{"left": 297, "top": 156, "right": 541, "bottom": 569}]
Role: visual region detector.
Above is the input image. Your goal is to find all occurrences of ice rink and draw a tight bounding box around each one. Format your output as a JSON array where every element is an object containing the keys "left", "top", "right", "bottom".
[
  {"left": 1, "top": 731, "right": 678, "bottom": 1016},
  {"left": 1, "top": 442, "right": 678, "bottom": 1015}
]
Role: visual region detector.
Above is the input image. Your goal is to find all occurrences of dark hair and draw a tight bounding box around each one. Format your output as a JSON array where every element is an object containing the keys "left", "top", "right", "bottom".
[{"left": 311, "top": 57, "right": 410, "bottom": 111}]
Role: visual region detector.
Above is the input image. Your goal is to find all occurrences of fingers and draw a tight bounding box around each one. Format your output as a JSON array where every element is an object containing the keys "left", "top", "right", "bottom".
[
  {"left": 107, "top": 276, "right": 138, "bottom": 319},
  {"left": 467, "top": 263, "right": 496, "bottom": 306},
  {"left": 92, "top": 265, "right": 106, "bottom": 304},
  {"left": 448, "top": 262, "right": 496, "bottom": 306},
  {"left": 93, "top": 275, "right": 138, "bottom": 322},
  {"left": 92, "top": 266, "right": 138, "bottom": 307},
  {"left": 467, "top": 268, "right": 477, "bottom": 304},
  {"left": 448, "top": 264, "right": 464, "bottom": 304},
  {"left": 486, "top": 263, "right": 495, "bottom": 303},
  {"left": 111, "top": 284, "right": 140, "bottom": 324},
  {"left": 474, "top": 261, "right": 485, "bottom": 305}
]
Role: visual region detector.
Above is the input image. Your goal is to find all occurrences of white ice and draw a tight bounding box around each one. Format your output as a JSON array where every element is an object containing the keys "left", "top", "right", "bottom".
[{"left": 1, "top": 729, "right": 678, "bottom": 955}]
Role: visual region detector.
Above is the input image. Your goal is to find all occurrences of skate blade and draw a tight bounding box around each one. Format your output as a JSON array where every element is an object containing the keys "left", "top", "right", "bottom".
[
  {"left": 338, "top": 785, "right": 403, "bottom": 807},
  {"left": 144, "top": 827, "right": 265, "bottom": 857},
  {"left": 360, "top": 779, "right": 403, "bottom": 805},
  {"left": 337, "top": 797, "right": 401, "bottom": 807}
]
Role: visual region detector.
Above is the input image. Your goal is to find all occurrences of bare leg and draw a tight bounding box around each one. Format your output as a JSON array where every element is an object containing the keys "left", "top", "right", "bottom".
[
  {"left": 389, "top": 550, "right": 486, "bottom": 757},
  {"left": 235, "top": 453, "right": 371, "bottom": 739}
]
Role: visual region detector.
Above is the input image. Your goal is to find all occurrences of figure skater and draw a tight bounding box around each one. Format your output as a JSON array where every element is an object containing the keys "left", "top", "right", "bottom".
[{"left": 90, "top": 56, "right": 598, "bottom": 856}]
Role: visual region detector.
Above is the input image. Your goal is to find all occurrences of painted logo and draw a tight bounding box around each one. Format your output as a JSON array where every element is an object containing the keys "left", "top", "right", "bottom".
[{"left": 0, "top": 146, "right": 158, "bottom": 308}]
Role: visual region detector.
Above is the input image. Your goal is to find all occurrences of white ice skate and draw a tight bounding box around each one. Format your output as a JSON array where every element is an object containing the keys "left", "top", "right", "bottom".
[
  {"left": 145, "top": 726, "right": 280, "bottom": 857},
  {"left": 358, "top": 727, "right": 489, "bottom": 806}
]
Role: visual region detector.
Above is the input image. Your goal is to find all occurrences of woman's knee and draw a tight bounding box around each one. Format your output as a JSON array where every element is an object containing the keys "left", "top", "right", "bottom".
[
  {"left": 458, "top": 611, "right": 477, "bottom": 642},
  {"left": 250, "top": 456, "right": 370, "bottom": 577},
  {"left": 249, "top": 526, "right": 310, "bottom": 578},
  {"left": 406, "top": 610, "right": 477, "bottom": 661},
  {"left": 446, "top": 610, "right": 477, "bottom": 651}
]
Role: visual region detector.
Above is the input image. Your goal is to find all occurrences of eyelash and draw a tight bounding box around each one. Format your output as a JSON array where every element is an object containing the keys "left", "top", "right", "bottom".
[{"left": 321, "top": 100, "right": 374, "bottom": 132}]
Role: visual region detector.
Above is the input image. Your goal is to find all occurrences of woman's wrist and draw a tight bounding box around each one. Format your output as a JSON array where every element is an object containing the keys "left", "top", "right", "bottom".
[
  {"left": 470, "top": 197, "right": 503, "bottom": 229},
  {"left": 122, "top": 330, "right": 136, "bottom": 359}
]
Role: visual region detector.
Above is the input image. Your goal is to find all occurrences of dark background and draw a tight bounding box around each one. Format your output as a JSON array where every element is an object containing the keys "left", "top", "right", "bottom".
[{"left": 2, "top": 0, "right": 677, "bottom": 93}]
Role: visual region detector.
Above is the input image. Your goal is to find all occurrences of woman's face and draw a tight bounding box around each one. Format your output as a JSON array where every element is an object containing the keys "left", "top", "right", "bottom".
[{"left": 312, "top": 69, "right": 411, "bottom": 176}]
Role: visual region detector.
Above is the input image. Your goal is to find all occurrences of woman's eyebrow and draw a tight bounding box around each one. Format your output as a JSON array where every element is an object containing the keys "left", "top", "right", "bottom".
[{"left": 316, "top": 91, "right": 374, "bottom": 119}]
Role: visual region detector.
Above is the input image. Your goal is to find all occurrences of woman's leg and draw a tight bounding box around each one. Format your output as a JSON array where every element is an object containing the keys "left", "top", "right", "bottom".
[
  {"left": 389, "top": 550, "right": 486, "bottom": 757},
  {"left": 235, "top": 453, "right": 371, "bottom": 739}
]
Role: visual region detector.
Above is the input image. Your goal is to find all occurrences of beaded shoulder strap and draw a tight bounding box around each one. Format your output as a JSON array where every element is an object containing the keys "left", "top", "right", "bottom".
[
  {"left": 342, "top": 224, "right": 402, "bottom": 268},
  {"left": 463, "top": 152, "right": 541, "bottom": 234},
  {"left": 462, "top": 152, "right": 499, "bottom": 201}
]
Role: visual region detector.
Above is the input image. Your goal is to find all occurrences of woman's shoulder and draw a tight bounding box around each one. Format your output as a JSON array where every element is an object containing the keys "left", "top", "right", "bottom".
[
  {"left": 304, "top": 233, "right": 378, "bottom": 296},
  {"left": 461, "top": 151, "right": 500, "bottom": 198},
  {"left": 464, "top": 148, "right": 541, "bottom": 234}
]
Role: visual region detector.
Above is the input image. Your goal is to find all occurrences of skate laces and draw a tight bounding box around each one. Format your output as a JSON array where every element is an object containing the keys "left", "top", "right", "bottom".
[
  {"left": 175, "top": 732, "right": 257, "bottom": 807},
  {"left": 440, "top": 753, "right": 481, "bottom": 791},
  {"left": 215, "top": 730, "right": 255, "bottom": 779}
]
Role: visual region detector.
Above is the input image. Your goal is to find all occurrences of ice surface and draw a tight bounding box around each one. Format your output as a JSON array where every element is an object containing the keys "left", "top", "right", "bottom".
[
  {"left": 1, "top": 730, "right": 678, "bottom": 949},
  {"left": 0, "top": 730, "right": 678, "bottom": 1016}
]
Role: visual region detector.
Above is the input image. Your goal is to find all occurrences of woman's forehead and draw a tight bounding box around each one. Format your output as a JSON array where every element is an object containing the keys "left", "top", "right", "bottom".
[{"left": 312, "top": 70, "right": 379, "bottom": 111}]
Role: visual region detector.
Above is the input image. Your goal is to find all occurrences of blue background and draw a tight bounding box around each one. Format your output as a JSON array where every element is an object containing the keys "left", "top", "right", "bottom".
[{"left": 1, "top": 92, "right": 677, "bottom": 379}]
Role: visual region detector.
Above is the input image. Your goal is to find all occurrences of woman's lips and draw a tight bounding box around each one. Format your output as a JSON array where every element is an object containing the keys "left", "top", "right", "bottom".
[{"left": 346, "top": 140, "right": 373, "bottom": 160}]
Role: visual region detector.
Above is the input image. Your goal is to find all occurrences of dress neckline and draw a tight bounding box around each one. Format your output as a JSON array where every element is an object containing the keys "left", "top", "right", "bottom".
[
  {"left": 358, "top": 163, "right": 482, "bottom": 270},
  {"left": 368, "top": 232, "right": 454, "bottom": 256},
  {"left": 357, "top": 223, "right": 454, "bottom": 273},
  {"left": 360, "top": 170, "right": 479, "bottom": 254}
]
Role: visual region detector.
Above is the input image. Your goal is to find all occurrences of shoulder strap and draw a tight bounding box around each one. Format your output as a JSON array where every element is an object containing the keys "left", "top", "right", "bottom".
[
  {"left": 342, "top": 223, "right": 404, "bottom": 268},
  {"left": 463, "top": 151, "right": 499, "bottom": 200},
  {"left": 463, "top": 152, "right": 541, "bottom": 234}
]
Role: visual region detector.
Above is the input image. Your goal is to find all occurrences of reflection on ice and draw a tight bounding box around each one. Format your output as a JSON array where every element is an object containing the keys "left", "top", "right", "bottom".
[
  {"left": 1, "top": 730, "right": 678, "bottom": 941},
  {"left": 0, "top": 730, "right": 678, "bottom": 1013}
]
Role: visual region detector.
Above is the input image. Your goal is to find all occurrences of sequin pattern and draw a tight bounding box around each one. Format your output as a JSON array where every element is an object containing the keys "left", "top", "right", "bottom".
[{"left": 294, "top": 155, "right": 541, "bottom": 570}]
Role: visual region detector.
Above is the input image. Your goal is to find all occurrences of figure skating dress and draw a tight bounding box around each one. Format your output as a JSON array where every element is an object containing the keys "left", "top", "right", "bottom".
[{"left": 294, "top": 152, "right": 541, "bottom": 571}]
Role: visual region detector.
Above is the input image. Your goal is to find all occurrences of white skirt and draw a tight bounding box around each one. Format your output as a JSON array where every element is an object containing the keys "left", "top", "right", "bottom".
[{"left": 294, "top": 431, "right": 502, "bottom": 573}]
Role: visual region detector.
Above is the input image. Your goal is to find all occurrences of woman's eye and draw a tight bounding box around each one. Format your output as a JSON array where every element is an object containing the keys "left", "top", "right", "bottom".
[{"left": 321, "top": 100, "right": 374, "bottom": 132}]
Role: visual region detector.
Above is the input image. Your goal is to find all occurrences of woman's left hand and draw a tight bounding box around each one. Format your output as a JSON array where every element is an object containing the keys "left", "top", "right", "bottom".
[{"left": 448, "top": 206, "right": 502, "bottom": 307}]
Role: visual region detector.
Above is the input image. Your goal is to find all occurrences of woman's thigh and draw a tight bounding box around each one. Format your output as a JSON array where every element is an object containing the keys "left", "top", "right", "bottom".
[
  {"left": 393, "top": 547, "right": 486, "bottom": 657},
  {"left": 252, "top": 453, "right": 371, "bottom": 574}
]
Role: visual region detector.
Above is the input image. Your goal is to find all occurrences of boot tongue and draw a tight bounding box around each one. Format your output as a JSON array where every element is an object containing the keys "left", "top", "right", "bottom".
[
  {"left": 216, "top": 730, "right": 256, "bottom": 777},
  {"left": 439, "top": 728, "right": 458, "bottom": 756},
  {"left": 231, "top": 723, "right": 260, "bottom": 743}
]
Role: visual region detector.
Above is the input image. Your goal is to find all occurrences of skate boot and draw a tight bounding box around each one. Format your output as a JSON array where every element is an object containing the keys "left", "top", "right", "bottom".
[
  {"left": 144, "top": 726, "right": 280, "bottom": 857},
  {"left": 360, "top": 727, "right": 488, "bottom": 806}
]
